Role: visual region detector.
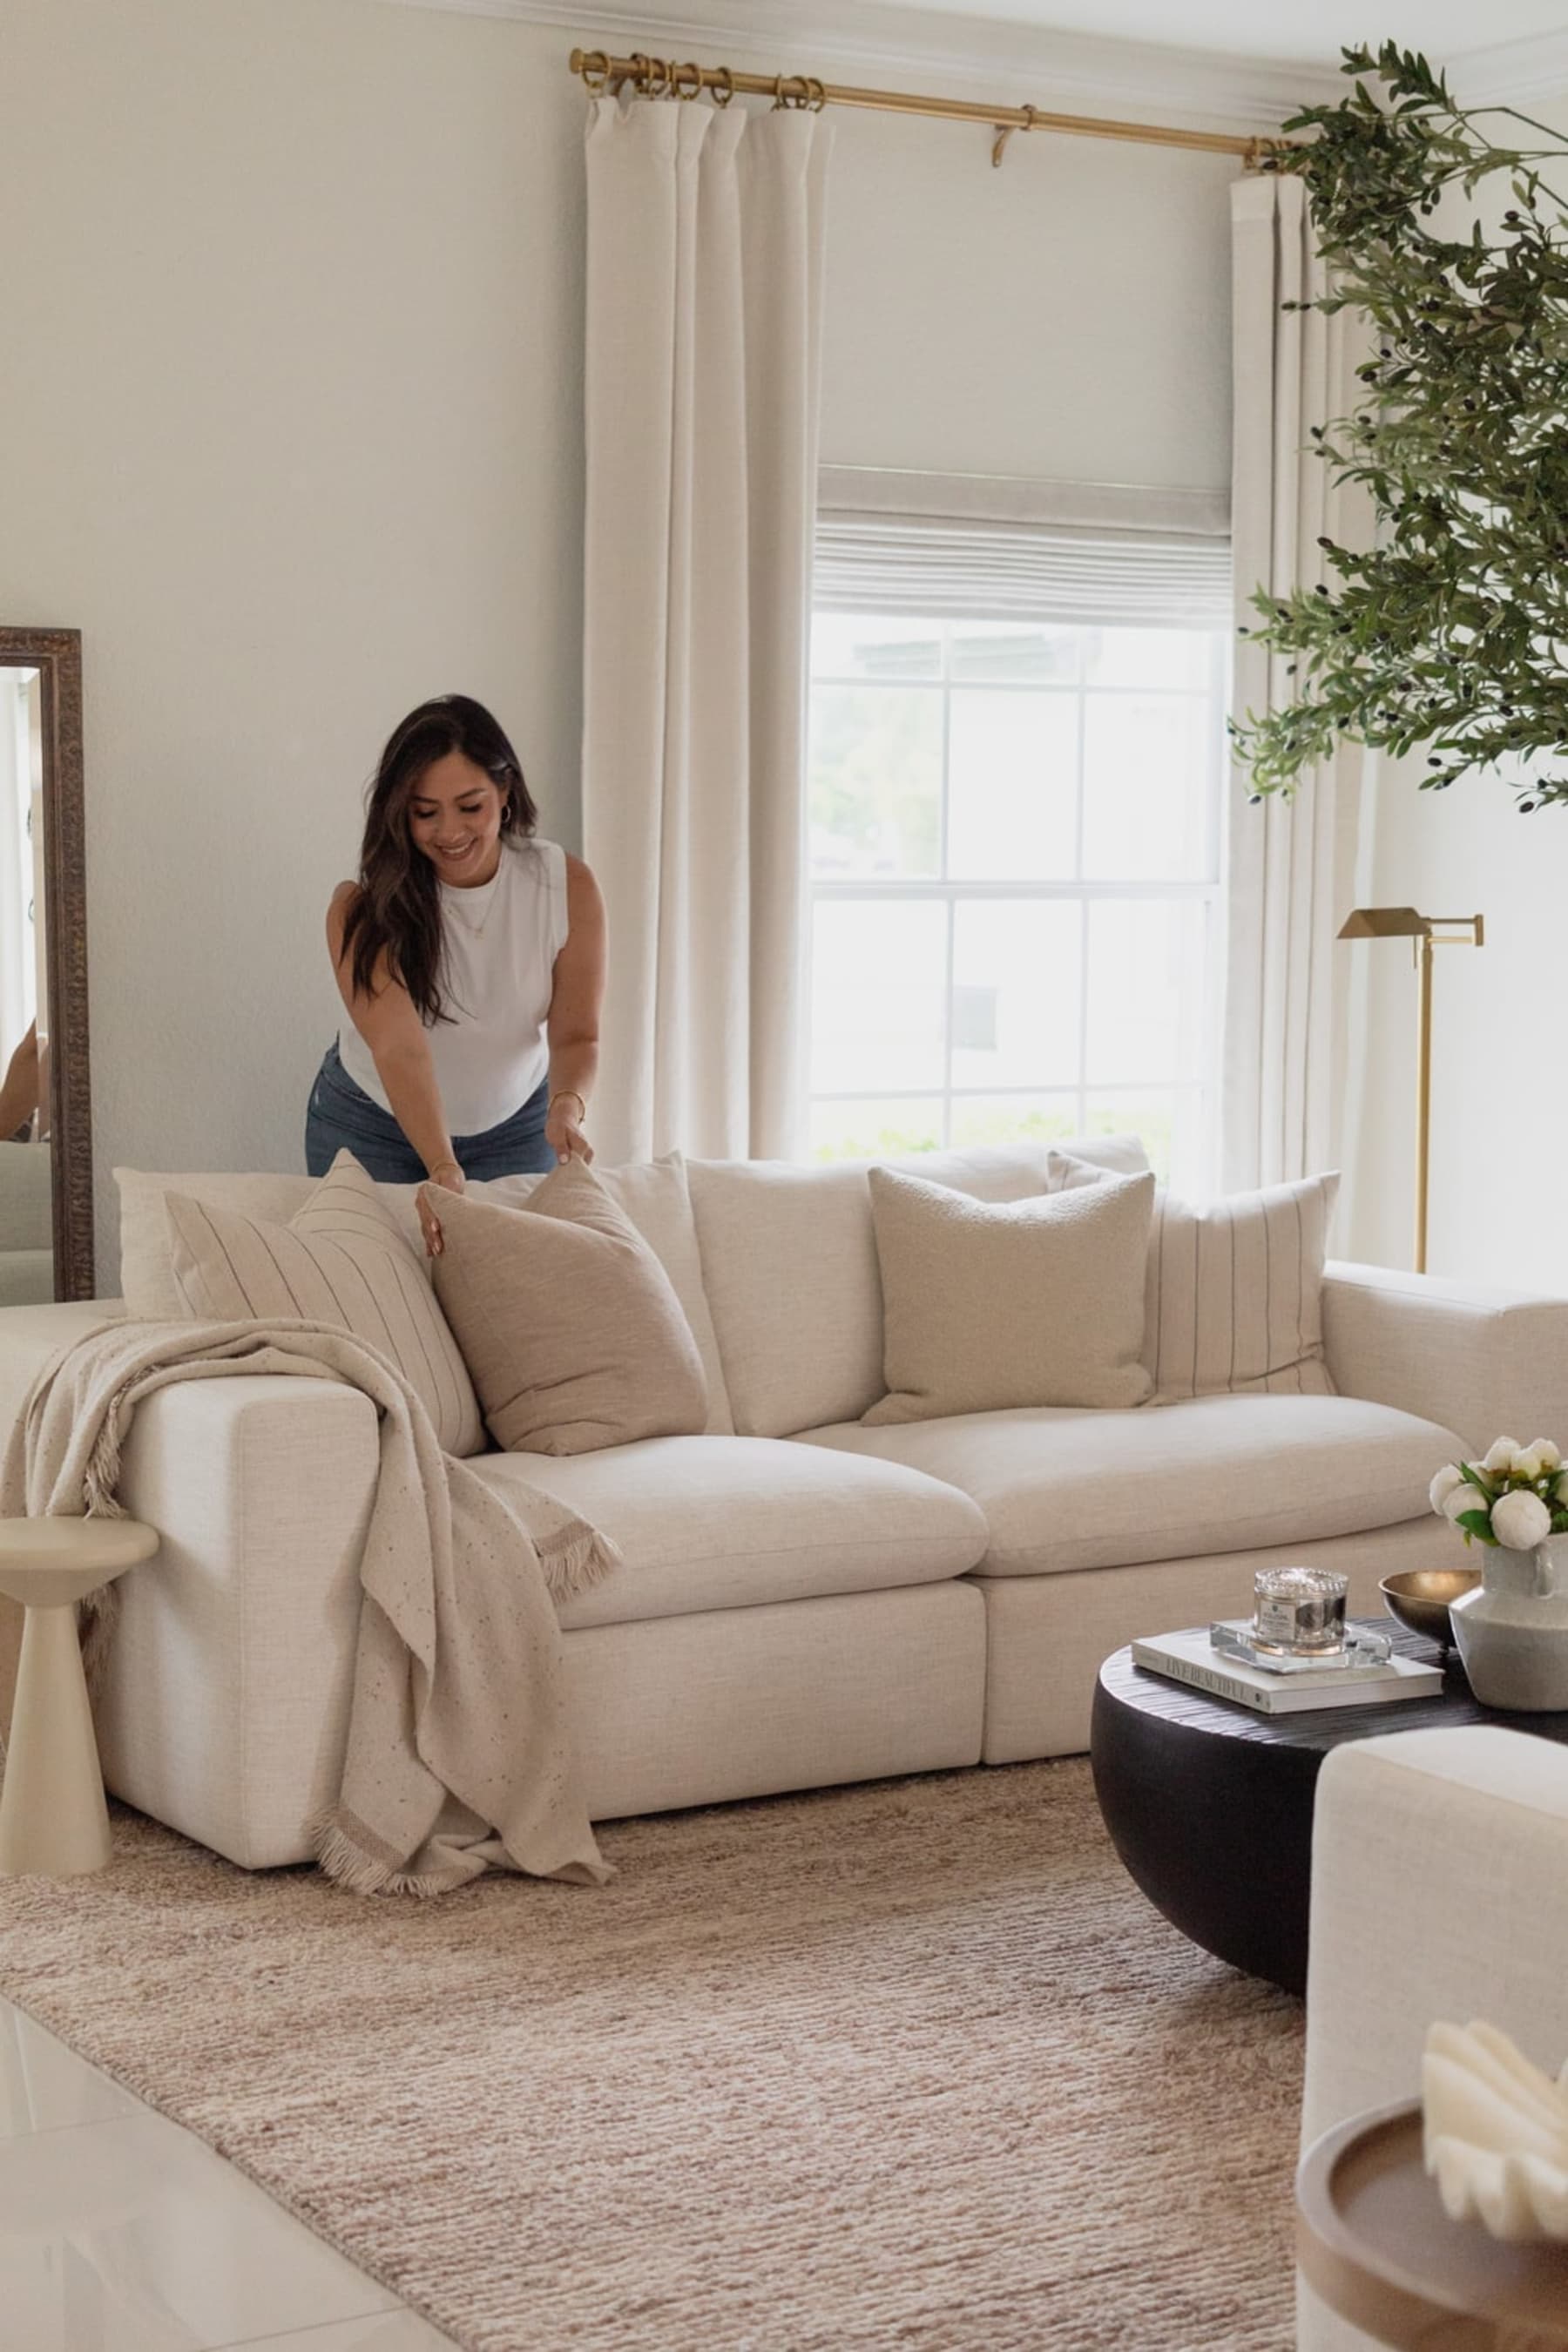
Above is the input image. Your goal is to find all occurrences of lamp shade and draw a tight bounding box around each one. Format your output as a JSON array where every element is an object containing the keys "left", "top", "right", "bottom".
[{"left": 1337, "top": 907, "right": 1432, "bottom": 940}]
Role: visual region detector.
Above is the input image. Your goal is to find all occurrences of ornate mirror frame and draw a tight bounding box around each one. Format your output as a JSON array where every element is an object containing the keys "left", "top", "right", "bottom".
[{"left": 0, "top": 626, "right": 92, "bottom": 1299}]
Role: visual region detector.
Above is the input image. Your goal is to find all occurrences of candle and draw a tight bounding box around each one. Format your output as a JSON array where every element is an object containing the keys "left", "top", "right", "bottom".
[{"left": 1252, "top": 1565, "right": 1348, "bottom": 1655}]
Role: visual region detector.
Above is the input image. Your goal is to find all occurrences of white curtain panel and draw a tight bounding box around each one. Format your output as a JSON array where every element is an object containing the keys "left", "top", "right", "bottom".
[
  {"left": 1224, "top": 174, "right": 1370, "bottom": 1193},
  {"left": 581, "top": 96, "right": 831, "bottom": 1167}
]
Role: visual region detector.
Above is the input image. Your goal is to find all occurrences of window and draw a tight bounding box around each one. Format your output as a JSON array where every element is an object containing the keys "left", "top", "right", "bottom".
[{"left": 805, "top": 609, "right": 1227, "bottom": 1193}]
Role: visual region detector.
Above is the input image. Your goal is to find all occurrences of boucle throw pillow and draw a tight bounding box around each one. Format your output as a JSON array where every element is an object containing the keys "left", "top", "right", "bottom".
[
  {"left": 862, "top": 1163, "right": 1156, "bottom": 1425},
  {"left": 1047, "top": 1152, "right": 1339, "bottom": 1402},
  {"left": 428, "top": 1159, "right": 708, "bottom": 1455},
  {"left": 164, "top": 1150, "right": 485, "bottom": 1456}
]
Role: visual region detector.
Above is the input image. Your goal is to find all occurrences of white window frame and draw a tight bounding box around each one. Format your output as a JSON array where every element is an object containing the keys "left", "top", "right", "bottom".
[{"left": 805, "top": 621, "right": 1230, "bottom": 1189}]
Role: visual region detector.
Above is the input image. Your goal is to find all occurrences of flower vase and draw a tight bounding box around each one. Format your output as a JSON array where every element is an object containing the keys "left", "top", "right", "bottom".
[{"left": 1450, "top": 1533, "right": 1568, "bottom": 1711}]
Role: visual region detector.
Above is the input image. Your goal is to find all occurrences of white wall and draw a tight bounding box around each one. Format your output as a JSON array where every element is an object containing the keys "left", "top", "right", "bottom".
[
  {"left": 1342, "top": 757, "right": 1568, "bottom": 1288},
  {"left": 1, "top": 0, "right": 1236, "bottom": 1280}
]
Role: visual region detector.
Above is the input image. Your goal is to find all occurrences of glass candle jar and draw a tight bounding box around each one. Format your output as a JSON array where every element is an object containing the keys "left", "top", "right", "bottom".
[{"left": 1252, "top": 1565, "right": 1348, "bottom": 1655}]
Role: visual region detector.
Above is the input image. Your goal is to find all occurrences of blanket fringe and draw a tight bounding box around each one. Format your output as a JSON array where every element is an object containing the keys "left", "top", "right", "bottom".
[
  {"left": 84, "top": 1382, "right": 137, "bottom": 1519},
  {"left": 537, "top": 1526, "right": 618, "bottom": 1603},
  {"left": 79, "top": 1581, "right": 121, "bottom": 1699},
  {"left": 306, "top": 1808, "right": 480, "bottom": 1900}
]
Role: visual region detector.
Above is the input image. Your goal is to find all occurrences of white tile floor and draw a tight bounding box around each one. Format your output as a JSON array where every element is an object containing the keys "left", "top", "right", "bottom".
[{"left": 0, "top": 1996, "right": 460, "bottom": 2351}]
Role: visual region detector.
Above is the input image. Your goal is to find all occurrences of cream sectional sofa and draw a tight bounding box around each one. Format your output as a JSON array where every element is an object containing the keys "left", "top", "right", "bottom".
[{"left": 3, "top": 1135, "right": 1566, "bottom": 1875}]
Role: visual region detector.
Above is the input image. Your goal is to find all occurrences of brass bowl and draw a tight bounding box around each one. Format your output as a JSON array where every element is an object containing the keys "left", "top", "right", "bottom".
[{"left": 1380, "top": 1566, "right": 1483, "bottom": 1653}]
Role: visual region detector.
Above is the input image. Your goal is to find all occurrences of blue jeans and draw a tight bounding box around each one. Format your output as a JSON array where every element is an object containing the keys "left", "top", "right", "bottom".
[{"left": 304, "top": 1043, "right": 555, "bottom": 1182}]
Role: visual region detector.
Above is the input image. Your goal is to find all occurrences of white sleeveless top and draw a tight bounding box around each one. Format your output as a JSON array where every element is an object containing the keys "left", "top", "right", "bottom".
[{"left": 338, "top": 837, "right": 569, "bottom": 1139}]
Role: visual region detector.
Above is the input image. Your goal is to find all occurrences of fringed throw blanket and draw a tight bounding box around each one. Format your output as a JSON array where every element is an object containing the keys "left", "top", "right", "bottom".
[{"left": 0, "top": 1317, "right": 620, "bottom": 1895}]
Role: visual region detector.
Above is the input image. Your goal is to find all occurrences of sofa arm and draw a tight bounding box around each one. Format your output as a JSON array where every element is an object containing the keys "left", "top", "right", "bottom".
[
  {"left": 1303, "top": 1727, "right": 1568, "bottom": 2146},
  {"left": 94, "top": 1373, "right": 380, "bottom": 1868},
  {"left": 1322, "top": 1260, "right": 1568, "bottom": 1453},
  {"left": 0, "top": 1300, "right": 126, "bottom": 1446},
  {"left": 1298, "top": 1727, "right": 1568, "bottom": 2352}
]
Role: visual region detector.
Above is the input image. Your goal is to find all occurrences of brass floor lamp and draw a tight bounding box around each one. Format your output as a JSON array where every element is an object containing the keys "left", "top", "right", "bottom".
[{"left": 1337, "top": 907, "right": 1484, "bottom": 1274}]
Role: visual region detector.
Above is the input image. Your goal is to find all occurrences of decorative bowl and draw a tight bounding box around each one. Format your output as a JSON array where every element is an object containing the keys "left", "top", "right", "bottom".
[{"left": 1380, "top": 1566, "right": 1483, "bottom": 1653}]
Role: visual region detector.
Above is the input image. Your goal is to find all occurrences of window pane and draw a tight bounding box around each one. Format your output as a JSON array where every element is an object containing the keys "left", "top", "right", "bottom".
[
  {"left": 950, "top": 620, "right": 1080, "bottom": 683},
  {"left": 1083, "top": 626, "right": 1215, "bottom": 690},
  {"left": 811, "top": 613, "right": 942, "bottom": 679},
  {"left": 1082, "top": 1092, "right": 1177, "bottom": 1185},
  {"left": 811, "top": 900, "right": 946, "bottom": 1093},
  {"left": 947, "top": 689, "right": 1078, "bottom": 882},
  {"left": 949, "top": 1095, "right": 1083, "bottom": 1151},
  {"left": 951, "top": 900, "right": 1081, "bottom": 1088},
  {"left": 810, "top": 1098, "right": 944, "bottom": 1161},
  {"left": 1081, "top": 693, "right": 1216, "bottom": 882},
  {"left": 1085, "top": 900, "right": 1208, "bottom": 1085},
  {"left": 809, "top": 686, "right": 943, "bottom": 878}
]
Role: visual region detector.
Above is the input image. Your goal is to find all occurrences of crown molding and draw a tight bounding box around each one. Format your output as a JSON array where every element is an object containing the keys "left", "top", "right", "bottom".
[
  {"left": 373, "top": 0, "right": 1346, "bottom": 132},
  {"left": 1450, "top": 30, "right": 1568, "bottom": 109}
]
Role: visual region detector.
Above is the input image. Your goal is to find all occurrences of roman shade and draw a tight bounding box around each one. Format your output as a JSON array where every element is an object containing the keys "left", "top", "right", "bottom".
[{"left": 814, "top": 467, "right": 1231, "bottom": 628}]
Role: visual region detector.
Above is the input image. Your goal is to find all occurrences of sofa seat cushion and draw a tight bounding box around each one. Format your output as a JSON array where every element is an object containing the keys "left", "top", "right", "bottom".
[
  {"left": 468, "top": 1436, "right": 989, "bottom": 1631},
  {"left": 795, "top": 1393, "right": 1464, "bottom": 1578}
]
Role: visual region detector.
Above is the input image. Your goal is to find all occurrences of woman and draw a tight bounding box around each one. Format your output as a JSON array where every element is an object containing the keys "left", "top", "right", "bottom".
[{"left": 306, "top": 695, "right": 605, "bottom": 1254}]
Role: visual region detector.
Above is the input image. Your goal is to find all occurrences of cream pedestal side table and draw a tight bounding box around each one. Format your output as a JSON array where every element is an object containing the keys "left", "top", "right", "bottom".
[{"left": 0, "top": 1518, "right": 159, "bottom": 1876}]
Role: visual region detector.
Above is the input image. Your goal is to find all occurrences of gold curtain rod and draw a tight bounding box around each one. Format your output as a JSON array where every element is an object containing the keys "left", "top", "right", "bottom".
[{"left": 568, "top": 46, "right": 1283, "bottom": 169}]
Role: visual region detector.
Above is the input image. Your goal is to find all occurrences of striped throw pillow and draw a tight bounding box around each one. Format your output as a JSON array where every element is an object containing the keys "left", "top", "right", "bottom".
[
  {"left": 1048, "top": 1153, "right": 1339, "bottom": 1403},
  {"left": 164, "top": 1150, "right": 484, "bottom": 1455}
]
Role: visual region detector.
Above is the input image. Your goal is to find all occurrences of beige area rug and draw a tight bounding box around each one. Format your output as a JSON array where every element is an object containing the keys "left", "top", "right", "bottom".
[{"left": 0, "top": 1759, "right": 1302, "bottom": 2351}]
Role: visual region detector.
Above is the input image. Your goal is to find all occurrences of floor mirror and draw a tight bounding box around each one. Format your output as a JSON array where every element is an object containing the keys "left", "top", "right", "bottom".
[{"left": 0, "top": 626, "right": 92, "bottom": 1301}]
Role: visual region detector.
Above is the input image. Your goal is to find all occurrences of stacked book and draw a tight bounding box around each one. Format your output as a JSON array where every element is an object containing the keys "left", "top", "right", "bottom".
[{"left": 1132, "top": 1623, "right": 1443, "bottom": 1714}]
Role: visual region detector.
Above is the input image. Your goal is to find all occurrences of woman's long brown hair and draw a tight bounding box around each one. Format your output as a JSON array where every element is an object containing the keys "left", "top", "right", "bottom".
[{"left": 340, "top": 696, "right": 538, "bottom": 1025}]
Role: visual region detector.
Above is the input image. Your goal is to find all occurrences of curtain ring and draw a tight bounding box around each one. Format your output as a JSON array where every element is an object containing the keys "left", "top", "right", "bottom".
[
  {"left": 807, "top": 78, "right": 828, "bottom": 112},
  {"left": 673, "top": 60, "right": 704, "bottom": 101},
  {"left": 648, "top": 54, "right": 674, "bottom": 99},
  {"left": 711, "top": 65, "right": 734, "bottom": 108},
  {"left": 771, "top": 73, "right": 787, "bottom": 109},
  {"left": 578, "top": 49, "right": 611, "bottom": 95}
]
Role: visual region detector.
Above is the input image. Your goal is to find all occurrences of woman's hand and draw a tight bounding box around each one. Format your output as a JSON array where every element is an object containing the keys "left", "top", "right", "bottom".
[
  {"left": 546, "top": 1092, "right": 593, "bottom": 1166},
  {"left": 418, "top": 1158, "right": 465, "bottom": 1256}
]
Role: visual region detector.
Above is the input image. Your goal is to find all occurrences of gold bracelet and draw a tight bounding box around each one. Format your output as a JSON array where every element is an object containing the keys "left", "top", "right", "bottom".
[
  {"left": 428, "top": 1156, "right": 462, "bottom": 1179},
  {"left": 550, "top": 1090, "right": 587, "bottom": 1122}
]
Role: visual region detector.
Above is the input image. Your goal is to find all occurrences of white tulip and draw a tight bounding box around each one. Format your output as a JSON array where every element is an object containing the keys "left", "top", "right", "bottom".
[
  {"left": 1484, "top": 1437, "right": 1522, "bottom": 1473},
  {"left": 1444, "top": 1483, "right": 1489, "bottom": 1525},
  {"left": 1512, "top": 1447, "right": 1545, "bottom": 1482},
  {"left": 1535, "top": 1441, "right": 1563, "bottom": 1473},
  {"left": 1429, "top": 1463, "right": 1466, "bottom": 1514},
  {"left": 1491, "top": 1489, "right": 1552, "bottom": 1551}
]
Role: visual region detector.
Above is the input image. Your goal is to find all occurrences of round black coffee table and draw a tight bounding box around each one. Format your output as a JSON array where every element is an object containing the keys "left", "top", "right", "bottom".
[{"left": 1091, "top": 1623, "right": 1568, "bottom": 1997}]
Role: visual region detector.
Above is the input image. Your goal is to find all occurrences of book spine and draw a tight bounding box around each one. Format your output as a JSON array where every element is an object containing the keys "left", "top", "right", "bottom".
[{"left": 1132, "top": 1650, "right": 1274, "bottom": 1713}]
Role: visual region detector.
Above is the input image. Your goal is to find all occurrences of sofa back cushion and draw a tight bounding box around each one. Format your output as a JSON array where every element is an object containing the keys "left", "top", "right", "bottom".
[
  {"left": 117, "top": 1151, "right": 733, "bottom": 1434},
  {"left": 688, "top": 1135, "right": 1149, "bottom": 1438},
  {"left": 864, "top": 1165, "right": 1156, "bottom": 1423}
]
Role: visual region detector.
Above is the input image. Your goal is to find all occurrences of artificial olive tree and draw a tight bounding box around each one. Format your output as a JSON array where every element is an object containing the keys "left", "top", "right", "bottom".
[{"left": 1233, "top": 44, "right": 1568, "bottom": 812}]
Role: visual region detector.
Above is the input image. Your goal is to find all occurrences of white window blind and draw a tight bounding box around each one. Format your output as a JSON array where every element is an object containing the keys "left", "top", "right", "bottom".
[{"left": 814, "top": 466, "right": 1231, "bottom": 629}]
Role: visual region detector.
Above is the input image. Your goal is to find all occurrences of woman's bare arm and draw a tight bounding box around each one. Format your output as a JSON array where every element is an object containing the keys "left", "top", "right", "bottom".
[
  {"left": 544, "top": 856, "right": 606, "bottom": 1162},
  {"left": 0, "top": 1022, "right": 40, "bottom": 1139},
  {"left": 328, "top": 884, "right": 458, "bottom": 1187}
]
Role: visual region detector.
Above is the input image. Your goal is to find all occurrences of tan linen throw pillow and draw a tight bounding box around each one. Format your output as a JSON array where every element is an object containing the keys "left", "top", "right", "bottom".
[
  {"left": 165, "top": 1150, "right": 485, "bottom": 1456},
  {"left": 428, "top": 1159, "right": 708, "bottom": 1455},
  {"left": 1047, "top": 1152, "right": 1340, "bottom": 1402},
  {"left": 862, "top": 1164, "right": 1156, "bottom": 1425}
]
